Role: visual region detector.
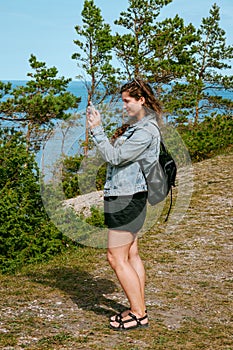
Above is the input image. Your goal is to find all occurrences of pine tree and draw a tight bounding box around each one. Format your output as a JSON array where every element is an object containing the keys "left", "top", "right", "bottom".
[
  {"left": 72, "top": 0, "right": 118, "bottom": 155},
  {"left": 114, "top": 0, "right": 197, "bottom": 89},
  {"left": 0, "top": 81, "right": 11, "bottom": 99},
  {"left": 165, "top": 3, "right": 233, "bottom": 124},
  {"left": 0, "top": 55, "right": 80, "bottom": 151}
]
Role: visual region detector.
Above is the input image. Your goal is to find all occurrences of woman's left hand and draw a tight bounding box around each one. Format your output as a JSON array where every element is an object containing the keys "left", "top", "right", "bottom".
[{"left": 87, "top": 105, "right": 101, "bottom": 130}]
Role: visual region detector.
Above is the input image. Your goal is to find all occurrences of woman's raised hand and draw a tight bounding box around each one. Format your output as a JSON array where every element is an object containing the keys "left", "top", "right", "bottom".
[{"left": 87, "top": 103, "right": 101, "bottom": 129}]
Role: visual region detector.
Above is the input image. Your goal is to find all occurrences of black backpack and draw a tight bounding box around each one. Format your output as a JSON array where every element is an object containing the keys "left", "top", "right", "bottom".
[{"left": 139, "top": 123, "right": 177, "bottom": 221}]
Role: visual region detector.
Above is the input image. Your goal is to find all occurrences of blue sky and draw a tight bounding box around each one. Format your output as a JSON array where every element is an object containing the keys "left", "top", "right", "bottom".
[{"left": 1, "top": 0, "right": 232, "bottom": 80}]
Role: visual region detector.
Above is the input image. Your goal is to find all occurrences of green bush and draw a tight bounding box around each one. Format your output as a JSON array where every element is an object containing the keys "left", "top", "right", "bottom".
[
  {"left": 62, "top": 154, "right": 107, "bottom": 199},
  {"left": 0, "top": 129, "right": 71, "bottom": 274},
  {"left": 178, "top": 114, "right": 233, "bottom": 162},
  {"left": 86, "top": 207, "right": 106, "bottom": 228}
]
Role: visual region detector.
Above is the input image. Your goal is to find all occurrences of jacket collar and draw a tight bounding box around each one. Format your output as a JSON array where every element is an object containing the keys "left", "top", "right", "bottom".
[{"left": 129, "top": 113, "right": 158, "bottom": 128}]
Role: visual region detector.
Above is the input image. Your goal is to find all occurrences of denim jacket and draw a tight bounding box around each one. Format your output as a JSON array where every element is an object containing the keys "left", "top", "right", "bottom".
[{"left": 91, "top": 114, "right": 160, "bottom": 196}]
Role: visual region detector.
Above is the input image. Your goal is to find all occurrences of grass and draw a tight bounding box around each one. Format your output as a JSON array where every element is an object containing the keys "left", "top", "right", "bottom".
[{"left": 0, "top": 152, "right": 232, "bottom": 349}]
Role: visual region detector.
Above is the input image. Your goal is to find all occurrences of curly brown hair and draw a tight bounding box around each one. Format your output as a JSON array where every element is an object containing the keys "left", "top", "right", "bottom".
[
  {"left": 111, "top": 79, "right": 162, "bottom": 143},
  {"left": 120, "top": 79, "right": 162, "bottom": 118}
]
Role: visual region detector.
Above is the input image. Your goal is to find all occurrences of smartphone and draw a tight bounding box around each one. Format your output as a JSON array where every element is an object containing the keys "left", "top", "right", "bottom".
[{"left": 88, "top": 101, "right": 95, "bottom": 114}]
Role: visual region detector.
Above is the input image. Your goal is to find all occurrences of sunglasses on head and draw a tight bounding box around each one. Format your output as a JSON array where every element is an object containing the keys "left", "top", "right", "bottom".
[{"left": 127, "top": 78, "right": 144, "bottom": 88}]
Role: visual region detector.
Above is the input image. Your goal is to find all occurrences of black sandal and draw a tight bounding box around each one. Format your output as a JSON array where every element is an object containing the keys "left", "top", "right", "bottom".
[
  {"left": 109, "top": 312, "right": 149, "bottom": 331},
  {"left": 110, "top": 310, "right": 128, "bottom": 322},
  {"left": 110, "top": 309, "right": 147, "bottom": 322}
]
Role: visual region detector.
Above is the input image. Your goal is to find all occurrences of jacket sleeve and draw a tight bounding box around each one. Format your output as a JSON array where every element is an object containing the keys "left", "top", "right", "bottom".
[{"left": 90, "top": 125, "right": 155, "bottom": 166}]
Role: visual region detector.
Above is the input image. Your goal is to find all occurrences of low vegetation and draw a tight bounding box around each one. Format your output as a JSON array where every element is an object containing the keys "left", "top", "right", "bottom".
[{"left": 0, "top": 152, "right": 232, "bottom": 349}]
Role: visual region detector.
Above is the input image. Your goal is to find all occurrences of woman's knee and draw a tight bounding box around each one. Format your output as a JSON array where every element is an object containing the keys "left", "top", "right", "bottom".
[
  {"left": 129, "top": 240, "right": 140, "bottom": 261},
  {"left": 129, "top": 251, "right": 141, "bottom": 266},
  {"left": 107, "top": 248, "right": 128, "bottom": 270}
]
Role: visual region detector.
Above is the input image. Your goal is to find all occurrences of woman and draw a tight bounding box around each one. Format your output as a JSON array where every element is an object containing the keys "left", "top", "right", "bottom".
[{"left": 87, "top": 79, "right": 162, "bottom": 331}]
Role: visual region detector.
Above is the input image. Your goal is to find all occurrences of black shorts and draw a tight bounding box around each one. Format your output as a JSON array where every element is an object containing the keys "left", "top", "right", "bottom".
[{"left": 104, "top": 192, "right": 148, "bottom": 233}]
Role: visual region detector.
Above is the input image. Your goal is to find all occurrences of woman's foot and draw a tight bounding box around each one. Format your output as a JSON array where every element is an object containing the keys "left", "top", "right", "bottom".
[
  {"left": 110, "top": 309, "right": 147, "bottom": 322},
  {"left": 109, "top": 312, "right": 149, "bottom": 331},
  {"left": 110, "top": 309, "right": 131, "bottom": 322}
]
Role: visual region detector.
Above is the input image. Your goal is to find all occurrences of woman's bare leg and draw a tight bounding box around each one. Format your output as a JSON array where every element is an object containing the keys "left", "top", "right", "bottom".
[
  {"left": 110, "top": 237, "right": 146, "bottom": 320},
  {"left": 107, "top": 230, "right": 147, "bottom": 328},
  {"left": 128, "top": 238, "right": 146, "bottom": 310}
]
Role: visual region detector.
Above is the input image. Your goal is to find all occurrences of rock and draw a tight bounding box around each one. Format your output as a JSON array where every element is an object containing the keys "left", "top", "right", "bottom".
[{"left": 63, "top": 191, "right": 104, "bottom": 218}]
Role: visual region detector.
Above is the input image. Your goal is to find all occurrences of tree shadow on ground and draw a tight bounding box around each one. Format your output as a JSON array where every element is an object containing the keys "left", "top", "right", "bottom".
[{"left": 27, "top": 267, "right": 126, "bottom": 317}]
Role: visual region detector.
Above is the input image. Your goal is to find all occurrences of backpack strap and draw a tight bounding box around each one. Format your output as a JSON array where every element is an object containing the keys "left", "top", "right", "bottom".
[
  {"left": 125, "top": 119, "right": 176, "bottom": 222},
  {"left": 143, "top": 120, "right": 176, "bottom": 223},
  {"left": 165, "top": 187, "right": 173, "bottom": 222}
]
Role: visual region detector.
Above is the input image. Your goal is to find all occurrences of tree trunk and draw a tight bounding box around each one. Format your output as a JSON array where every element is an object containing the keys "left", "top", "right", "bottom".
[
  {"left": 194, "top": 101, "right": 199, "bottom": 126},
  {"left": 84, "top": 95, "right": 91, "bottom": 157}
]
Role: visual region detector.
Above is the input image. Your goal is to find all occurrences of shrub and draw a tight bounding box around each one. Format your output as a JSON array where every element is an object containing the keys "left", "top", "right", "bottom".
[
  {"left": 62, "top": 154, "right": 106, "bottom": 199},
  {"left": 178, "top": 114, "right": 233, "bottom": 162},
  {"left": 0, "top": 129, "right": 71, "bottom": 274}
]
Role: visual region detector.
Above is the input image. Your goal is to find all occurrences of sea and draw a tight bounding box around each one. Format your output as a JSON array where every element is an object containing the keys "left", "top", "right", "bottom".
[
  {"left": 3, "top": 79, "right": 233, "bottom": 111},
  {"left": 1, "top": 79, "right": 233, "bottom": 136},
  {"left": 1, "top": 80, "right": 121, "bottom": 131},
  {"left": 1, "top": 80, "right": 232, "bottom": 171}
]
